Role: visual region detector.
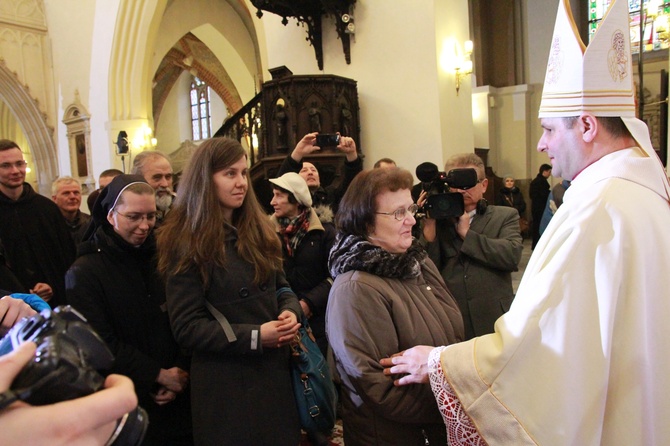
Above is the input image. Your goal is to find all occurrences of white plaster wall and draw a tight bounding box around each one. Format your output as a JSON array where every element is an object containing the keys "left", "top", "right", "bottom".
[
  {"left": 434, "top": 0, "right": 474, "bottom": 165},
  {"left": 258, "top": 0, "right": 451, "bottom": 173},
  {"left": 209, "top": 86, "right": 227, "bottom": 130},
  {"left": 156, "top": 71, "right": 191, "bottom": 153},
  {"left": 43, "top": 0, "right": 96, "bottom": 178}
]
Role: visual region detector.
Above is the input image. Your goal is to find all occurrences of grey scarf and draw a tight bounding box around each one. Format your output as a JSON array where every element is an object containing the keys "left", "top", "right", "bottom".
[{"left": 329, "top": 233, "right": 426, "bottom": 280}]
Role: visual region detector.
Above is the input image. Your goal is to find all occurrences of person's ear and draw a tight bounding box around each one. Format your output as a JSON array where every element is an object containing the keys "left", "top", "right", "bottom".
[
  {"left": 107, "top": 210, "right": 115, "bottom": 226},
  {"left": 579, "top": 113, "right": 598, "bottom": 143}
]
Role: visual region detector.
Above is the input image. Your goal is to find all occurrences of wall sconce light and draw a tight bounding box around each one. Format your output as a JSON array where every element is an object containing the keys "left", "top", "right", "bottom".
[
  {"left": 441, "top": 39, "right": 474, "bottom": 96},
  {"left": 131, "top": 126, "right": 158, "bottom": 152}
]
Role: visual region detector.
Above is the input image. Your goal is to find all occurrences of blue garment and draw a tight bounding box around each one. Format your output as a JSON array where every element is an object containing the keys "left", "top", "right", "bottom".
[
  {"left": 539, "top": 180, "right": 571, "bottom": 235},
  {"left": 10, "top": 293, "right": 51, "bottom": 312},
  {"left": 0, "top": 294, "right": 50, "bottom": 356}
]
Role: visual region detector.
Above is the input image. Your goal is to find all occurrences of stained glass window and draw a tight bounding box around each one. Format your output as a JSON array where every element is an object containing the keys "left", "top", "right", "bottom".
[
  {"left": 588, "top": 1, "right": 670, "bottom": 52},
  {"left": 190, "top": 77, "right": 212, "bottom": 141}
]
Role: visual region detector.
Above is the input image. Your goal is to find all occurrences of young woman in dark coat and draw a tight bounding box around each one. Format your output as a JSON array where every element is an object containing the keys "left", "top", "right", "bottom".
[
  {"left": 157, "top": 138, "right": 302, "bottom": 445},
  {"left": 65, "top": 175, "right": 192, "bottom": 445}
]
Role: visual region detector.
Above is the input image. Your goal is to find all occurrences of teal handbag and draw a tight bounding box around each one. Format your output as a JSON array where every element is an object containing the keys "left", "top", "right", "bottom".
[{"left": 290, "top": 320, "right": 338, "bottom": 435}]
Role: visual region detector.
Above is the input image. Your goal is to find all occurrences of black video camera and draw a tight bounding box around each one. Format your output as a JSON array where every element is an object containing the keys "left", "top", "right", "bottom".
[
  {"left": 0, "top": 306, "right": 148, "bottom": 446},
  {"left": 415, "top": 162, "right": 479, "bottom": 219}
]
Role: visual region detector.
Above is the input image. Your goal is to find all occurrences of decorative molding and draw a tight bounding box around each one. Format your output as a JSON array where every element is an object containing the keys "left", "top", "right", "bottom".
[{"left": 0, "top": 0, "right": 47, "bottom": 33}]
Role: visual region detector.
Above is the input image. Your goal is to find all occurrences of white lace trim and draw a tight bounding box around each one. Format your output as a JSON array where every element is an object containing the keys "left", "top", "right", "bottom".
[{"left": 429, "top": 347, "right": 486, "bottom": 446}]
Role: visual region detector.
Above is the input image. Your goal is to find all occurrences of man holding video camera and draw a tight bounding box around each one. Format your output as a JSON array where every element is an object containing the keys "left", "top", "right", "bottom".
[
  {"left": 277, "top": 132, "right": 362, "bottom": 217},
  {"left": 420, "top": 153, "right": 523, "bottom": 339}
]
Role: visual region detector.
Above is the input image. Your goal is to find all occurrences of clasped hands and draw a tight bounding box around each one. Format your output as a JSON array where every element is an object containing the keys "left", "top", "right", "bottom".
[{"left": 261, "top": 310, "right": 300, "bottom": 349}]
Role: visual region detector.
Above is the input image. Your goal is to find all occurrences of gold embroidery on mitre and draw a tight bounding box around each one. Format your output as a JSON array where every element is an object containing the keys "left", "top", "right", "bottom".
[
  {"left": 608, "top": 29, "right": 628, "bottom": 82},
  {"left": 546, "top": 36, "right": 562, "bottom": 85}
]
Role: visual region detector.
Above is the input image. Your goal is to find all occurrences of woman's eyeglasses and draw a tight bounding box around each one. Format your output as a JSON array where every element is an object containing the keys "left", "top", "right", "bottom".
[
  {"left": 375, "top": 204, "right": 419, "bottom": 221},
  {"left": 113, "top": 210, "right": 157, "bottom": 223}
]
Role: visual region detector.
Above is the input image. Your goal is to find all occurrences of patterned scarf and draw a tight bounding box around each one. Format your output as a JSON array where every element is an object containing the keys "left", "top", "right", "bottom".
[
  {"left": 329, "top": 233, "right": 427, "bottom": 280},
  {"left": 277, "top": 208, "right": 310, "bottom": 257}
]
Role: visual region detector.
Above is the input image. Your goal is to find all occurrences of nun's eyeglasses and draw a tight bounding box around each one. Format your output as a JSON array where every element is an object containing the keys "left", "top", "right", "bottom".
[
  {"left": 376, "top": 204, "right": 419, "bottom": 221},
  {"left": 114, "top": 210, "right": 157, "bottom": 223}
]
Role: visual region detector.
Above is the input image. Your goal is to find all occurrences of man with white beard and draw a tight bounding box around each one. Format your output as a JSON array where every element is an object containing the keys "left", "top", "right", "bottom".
[{"left": 131, "top": 151, "right": 175, "bottom": 226}]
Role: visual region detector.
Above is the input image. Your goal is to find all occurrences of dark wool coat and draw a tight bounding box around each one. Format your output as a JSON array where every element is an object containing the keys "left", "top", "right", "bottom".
[
  {"left": 277, "top": 154, "right": 363, "bottom": 214},
  {"left": 529, "top": 173, "right": 551, "bottom": 223},
  {"left": 65, "top": 226, "right": 192, "bottom": 445},
  {"left": 0, "top": 183, "right": 75, "bottom": 306},
  {"left": 166, "top": 228, "right": 302, "bottom": 446},
  {"left": 271, "top": 209, "right": 335, "bottom": 354},
  {"left": 426, "top": 205, "right": 523, "bottom": 339},
  {"left": 495, "top": 186, "right": 527, "bottom": 217},
  {"left": 326, "top": 238, "right": 464, "bottom": 446}
]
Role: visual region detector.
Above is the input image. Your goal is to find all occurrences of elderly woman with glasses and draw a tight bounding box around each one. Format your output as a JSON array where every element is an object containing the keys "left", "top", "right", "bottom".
[
  {"left": 326, "top": 167, "right": 464, "bottom": 446},
  {"left": 66, "top": 174, "right": 192, "bottom": 445}
]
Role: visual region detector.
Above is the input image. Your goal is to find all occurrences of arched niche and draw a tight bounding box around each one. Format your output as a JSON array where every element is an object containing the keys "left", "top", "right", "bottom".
[{"left": 62, "top": 93, "right": 95, "bottom": 193}]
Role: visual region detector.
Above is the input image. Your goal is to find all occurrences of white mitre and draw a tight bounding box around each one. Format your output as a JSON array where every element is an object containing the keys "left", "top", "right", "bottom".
[{"left": 540, "top": 0, "right": 670, "bottom": 199}]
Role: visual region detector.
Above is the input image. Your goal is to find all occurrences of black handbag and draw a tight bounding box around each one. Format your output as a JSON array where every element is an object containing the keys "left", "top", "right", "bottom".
[{"left": 290, "top": 320, "right": 338, "bottom": 435}]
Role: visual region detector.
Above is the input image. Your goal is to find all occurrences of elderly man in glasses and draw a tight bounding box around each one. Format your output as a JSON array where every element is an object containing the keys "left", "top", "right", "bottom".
[
  {"left": 420, "top": 153, "right": 523, "bottom": 339},
  {"left": 0, "top": 139, "right": 75, "bottom": 307}
]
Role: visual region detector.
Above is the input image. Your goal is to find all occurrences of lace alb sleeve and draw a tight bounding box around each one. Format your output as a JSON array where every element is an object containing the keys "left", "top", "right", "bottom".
[{"left": 428, "top": 346, "right": 486, "bottom": 446}]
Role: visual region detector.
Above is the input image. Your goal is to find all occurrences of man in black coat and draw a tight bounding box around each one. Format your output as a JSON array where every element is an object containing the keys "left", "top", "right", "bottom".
[
  {"left": 0, "top": 140, "right": 75, "bottom": 307},
  {"left": 529, "top": 163, "right": 552, "bottom": 249}
]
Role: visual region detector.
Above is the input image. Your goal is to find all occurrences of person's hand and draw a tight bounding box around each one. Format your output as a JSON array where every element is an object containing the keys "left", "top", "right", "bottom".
[
  {"left": 337, "top": 135, "right": 358, "bottom": 162},
  {"left": 455, "top": 211, "right": 471, "bottom": 239},
  {"left": 278, "top": 309, "right": 298, "bottom": 326},
  {"left": 417, "top": 190, "right": 428, "bottom": 209},
  {"left": 0, "top": 342, "right": 138, "bottom": 445},
  {"left": 157, "top": 367, "right": 189, "bottom": 393},
  {"left": 152, "top": 387, "right": 177, "bottom": 406},
  {"left": 290, "top": 132, "right": 319, "bottom": 162},
  {"left": 380, "top": 345, "right": 435, "bottom": 385},
  {"left": 0, "top": 296, "right": 37, "bottom": 336},
  {"left": 261, "top": 313, "right": 300, "bottom": 349},
  {"left": 299, "top": 300, "right": 312, "bottom": 319},
  {"left": 29, "top": 283, "right": 53, "bottom": 301}
]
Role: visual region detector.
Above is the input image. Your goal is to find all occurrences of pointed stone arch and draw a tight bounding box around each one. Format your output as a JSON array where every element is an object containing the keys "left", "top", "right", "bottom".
[
  {"left": 0, "top": 59, "right": 56, "bottom": 191},
  {"left": 107, "top": 0, "right": 264, "bottom": 141}
]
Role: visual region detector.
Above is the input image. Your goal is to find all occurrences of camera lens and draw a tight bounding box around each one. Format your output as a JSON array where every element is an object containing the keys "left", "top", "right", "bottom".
[{"left": 106, "top": 406, "right": 149, "bottom": 446}]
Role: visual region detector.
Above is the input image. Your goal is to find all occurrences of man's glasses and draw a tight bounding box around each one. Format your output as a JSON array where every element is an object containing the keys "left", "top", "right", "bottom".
[
  {"left": 114, "top": 210, "right": 157, "bottom": 223},
  {"left": 0, "top": 161, "right": 27, "bottom": 170},
  {"left": 376, "top": 203, "right": 419, "bottom": 221}
]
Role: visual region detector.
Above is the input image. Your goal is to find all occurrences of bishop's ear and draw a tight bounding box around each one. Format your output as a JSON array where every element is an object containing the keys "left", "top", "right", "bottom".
[{"left": 579, "top": 113, "right": 598, "bottom": 143}]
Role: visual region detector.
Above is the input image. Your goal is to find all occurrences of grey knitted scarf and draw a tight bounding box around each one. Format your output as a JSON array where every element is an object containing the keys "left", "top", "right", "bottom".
[{"left": 328, "top": 233, "right": 426, "bottom": 280}]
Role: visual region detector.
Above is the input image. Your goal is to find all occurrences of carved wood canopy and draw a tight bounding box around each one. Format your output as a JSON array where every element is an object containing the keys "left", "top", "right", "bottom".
[{"left": 250, "top": 0, "right": 356, "bottom": 70}]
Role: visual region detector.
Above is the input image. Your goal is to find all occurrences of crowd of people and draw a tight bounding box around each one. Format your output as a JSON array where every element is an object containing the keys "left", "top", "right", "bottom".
[{"left": 1, "top": 1, "right": 669, "bottom": 444}]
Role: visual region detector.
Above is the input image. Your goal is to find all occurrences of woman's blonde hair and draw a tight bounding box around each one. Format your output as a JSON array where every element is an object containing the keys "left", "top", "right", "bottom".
[{"left": 157, "top": 137, "right": 282, "bottom": 285}]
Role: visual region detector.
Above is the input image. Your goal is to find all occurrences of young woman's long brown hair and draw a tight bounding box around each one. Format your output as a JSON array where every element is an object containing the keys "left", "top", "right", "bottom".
[{"left": 156, "top": 137, "right": 282, "bottom": 285}]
